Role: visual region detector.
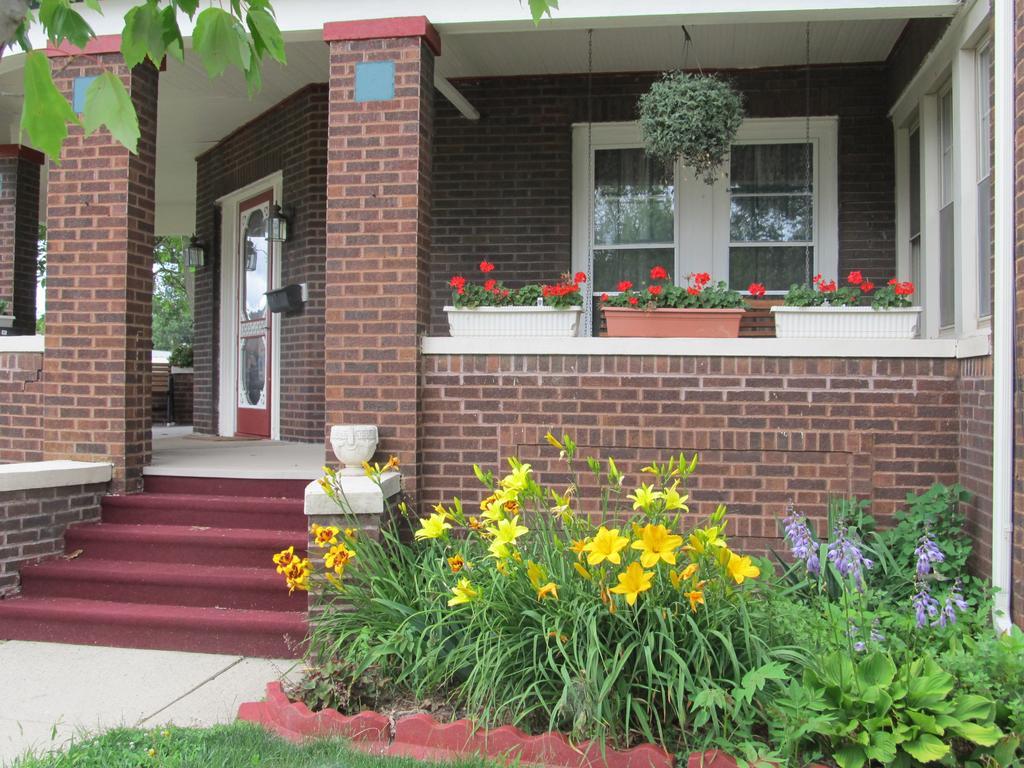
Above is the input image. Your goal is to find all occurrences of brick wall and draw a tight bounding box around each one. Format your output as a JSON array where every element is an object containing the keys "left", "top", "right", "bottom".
[
  {"left": 0, "top": 149, "right": 41, "bottom": 335},
  {"left": 885, "top": 19, "right": 951, "bottom": 108},
  {"left": 959, "top": 356, "right": 994, "bottom": 577},
  {"left": 43, "top": 56, "right": 158, "bottom": 492},
  {"left": 0, "top": 351, "right": 44, "bottom": 463},
  {"left": 172, "top": 371, "right": 194, "bottom": 425},
  {"left": 193, "top": 84, "right": 328, "bottom": 442},
  {"left": 430, "top": 65, "right": 897, "bottom": 334},
  {"left": 420, "top": 355, "right": 959, "bottom": 552},
  {"left": 0, "top": 482, "right": 107, "bottom": 596}
]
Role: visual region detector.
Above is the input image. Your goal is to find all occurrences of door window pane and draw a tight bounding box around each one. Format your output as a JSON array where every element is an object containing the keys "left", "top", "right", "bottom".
[
  {"left": 242, "top": 209, "right": 268, "bottom": 321},
  {"left": 729, "top": 142, "right": 813, "bottom": 291}
]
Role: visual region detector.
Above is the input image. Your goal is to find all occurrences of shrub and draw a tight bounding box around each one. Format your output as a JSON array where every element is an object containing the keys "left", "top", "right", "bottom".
[{"left": 168, "top": 342, "right": 193, "bottom": 367}]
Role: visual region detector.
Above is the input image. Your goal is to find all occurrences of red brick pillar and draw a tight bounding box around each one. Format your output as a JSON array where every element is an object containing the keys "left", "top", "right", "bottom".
[
  {"left": 322, "top": 18, "right": 437, "bottom": 496},
  {"left": 43, "top": 46, "right": 159, "bottom": 492},
  {"left": 0, "top": 146, "right": 43, "bottom": 335}
]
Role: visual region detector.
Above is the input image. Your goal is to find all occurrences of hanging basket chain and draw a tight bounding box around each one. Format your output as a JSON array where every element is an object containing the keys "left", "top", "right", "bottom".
[{"left": 584, "top": 28, "right": 595, "bottom": 337}]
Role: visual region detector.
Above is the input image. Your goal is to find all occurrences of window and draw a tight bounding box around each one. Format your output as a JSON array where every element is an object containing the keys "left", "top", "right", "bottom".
[
  {"left": 976, "top": 43, "right": 993, "bottom": 318},
  {"left": 572, "top": 118, "right": 838, "bottom": 331},
  {"left": 728, "top": 142, "right": 814, "bottom": 291},
  {"left": 908, "top": 126, "right": 923, "bottom": 293},
  {"left": 937, "top": 85, "right": 955, "bottom": 329}
]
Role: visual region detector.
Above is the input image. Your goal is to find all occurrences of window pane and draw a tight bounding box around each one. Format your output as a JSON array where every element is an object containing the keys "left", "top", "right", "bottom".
[
  {"left": 977, "top": 46, "right": 993, "bottom": 180},
  {"left": 730, "top": 144, "right": 812, "bottom": 194},
  {"left": 730, "top": 195, "right": 812, "bottom": 242},
  {"left": 940, "top": 90, "right": 954, "bottom": 205},
  {"left": 593, "top": 248, "right": 674, "bottom": 292},
  {"left": 594, "top": 149, "right": 674, "bottom": 245},
  {"left": 978, "top": 176, "right": 992, "bottom": 317},
  {"left": 939, "top": 202, "right": 955, "bottom": 327},
  {"left": 909, "top": 128, "right": 921, "bottom": 237},
  {"left": 729, "top": 246, "right": 812, "bottom": 291}
]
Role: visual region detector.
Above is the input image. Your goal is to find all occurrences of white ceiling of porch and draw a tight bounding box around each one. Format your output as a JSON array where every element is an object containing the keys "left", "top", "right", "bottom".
[{"left": 0, "top": 17, "right": 910, "bottom": 234}]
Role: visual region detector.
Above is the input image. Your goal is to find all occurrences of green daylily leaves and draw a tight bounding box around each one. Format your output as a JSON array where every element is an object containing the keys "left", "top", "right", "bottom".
[
  {"left": 82, "top": 72, "right": 140, "bottom": 153},
  {"left": 901, "top": 733, "right": 950, "bottom": 763},
  {"left": 19, "top": 52, "right": 78, "bottom": 161}
]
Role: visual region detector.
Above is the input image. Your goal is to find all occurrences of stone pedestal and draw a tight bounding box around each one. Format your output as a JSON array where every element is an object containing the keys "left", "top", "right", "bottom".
[{"left": 304, "top": 470, "right": 401, "bottom": 615}]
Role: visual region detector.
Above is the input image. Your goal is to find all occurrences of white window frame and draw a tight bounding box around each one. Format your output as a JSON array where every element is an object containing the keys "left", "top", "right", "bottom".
[
  {"left": 973, "top": 39, "right": 993, "bottom": 321},
  {"left": 571, "top": 117, "right": 838, "bottom": 308},
  {"left": 891, "top": 0, "right": 993, "bottom": 344}
]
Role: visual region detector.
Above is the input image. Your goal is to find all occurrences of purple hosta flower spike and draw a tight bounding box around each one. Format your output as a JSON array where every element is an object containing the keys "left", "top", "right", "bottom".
[
  {"left": 914, "top": 534, "right": 945, "bottom": 576},
  {"left": 913, "top": 582, "right": 941, "bottom": 628},
  {"left": 783, "top": 504, "right": 820, "bottom": 575},
  {"left": 934, "top": 579, "right": 970, "bottom": 628},
  {"left": 827, "top": 525, "right": 874, "bottom": 590}
]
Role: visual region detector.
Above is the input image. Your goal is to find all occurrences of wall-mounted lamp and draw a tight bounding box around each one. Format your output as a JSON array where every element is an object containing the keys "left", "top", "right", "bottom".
[
  {"left": 183, "top": 236, "right": 205, "bottom": 268},
  {"left": 267, "top": 203, "right": 289, "bottom": 243},
  {"left": 244, "top": 239, "right": 258, "bottom": 271}
]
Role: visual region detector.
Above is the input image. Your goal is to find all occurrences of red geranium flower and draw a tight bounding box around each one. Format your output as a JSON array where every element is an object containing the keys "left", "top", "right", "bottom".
[
  {"left": 687, "top": 286, "right": 701, "bottom": 296},
  {"left": 600, "top": 292, "right": 609, "bottom": 302},
  {"left": 748, "top": 283, "right": 766, "bottom": 298},
  {"left": 812, "top": 273, "right": 823, "bottom": 285},
  {"left": 847, "top": 271, "right": 863, "bottom": 286},
  {"left": 574, "top": 272, "right": 587, "bottom": 284},
  {"left": 617, "top": 280, "right": 633, "bottom": 292},
  {"left": 860, "top": 280, "right": 875, "bottom": 293},
  {"left": 650, "top": 265, "right": 669, "bottom": 280},
  {"left": 628, "top": 296, "right": 639, "bottom": 306},
  {"left": 449, "top": 275, "right": 466, "bottom": 290},
  {"left": 483, "top": 279, "right": 497, "bottom": 292},
  {"left": 693, "top": 272, "right": 711, "bottom": 287},
  {"left": 479, "top": 260, "right": 495, "bottom": 273},
  {"left": 888, "top": 278, "right": 898, "bottom": 286},
  {"left": 818, "top": 280, "right": 837, "bottom": 293},
  {"left": 895, "top": 281, "right": 915, "bottom": 296},
  {"left": 648, "top": 285, "right": 663, "bottom": 296}
]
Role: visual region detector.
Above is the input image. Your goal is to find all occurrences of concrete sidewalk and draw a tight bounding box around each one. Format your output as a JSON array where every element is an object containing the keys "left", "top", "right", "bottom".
[{"left": 0, "top": 640, "right": 299, "bottom": 766}]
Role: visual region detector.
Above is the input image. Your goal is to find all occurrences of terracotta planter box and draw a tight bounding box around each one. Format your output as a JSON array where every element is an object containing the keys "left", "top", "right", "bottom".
[
  {"left": 771, "top": 305, "right": 922, "bottom": 339},
  {"left": 603, "top": 308, "right": 744, "bottom": 338},
  {"left": 239, "top": 682, "right": 830, "bottom": 768},
  {"left": 445, "top": 306, "right": 582, "bottom": 337}
]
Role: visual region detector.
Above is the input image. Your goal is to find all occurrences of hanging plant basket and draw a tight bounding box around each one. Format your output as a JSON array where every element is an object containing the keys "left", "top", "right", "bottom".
[{"left": 638, "top": 72, "right": 744, "bottom": 184}]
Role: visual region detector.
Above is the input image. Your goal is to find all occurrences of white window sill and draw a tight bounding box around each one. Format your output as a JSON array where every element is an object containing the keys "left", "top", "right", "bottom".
[{"left": 422, "top": 336, "right": 980, "bottom": 358}]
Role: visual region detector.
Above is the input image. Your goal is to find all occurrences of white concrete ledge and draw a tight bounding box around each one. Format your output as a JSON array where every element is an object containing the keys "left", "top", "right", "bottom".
[
  {"left": 422, "top": 336, "right": 970, "bottom": 358},
  {"left": 0, "top": 335, "right": 44, "bottom": 354},
  {"left": 0, "top": 460, "right": 113, "bottom": 493}
]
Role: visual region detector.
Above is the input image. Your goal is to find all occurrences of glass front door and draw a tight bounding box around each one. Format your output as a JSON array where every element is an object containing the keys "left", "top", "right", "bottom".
[{"left": 235, "top": 190, "right": 274, "bottom": 438}]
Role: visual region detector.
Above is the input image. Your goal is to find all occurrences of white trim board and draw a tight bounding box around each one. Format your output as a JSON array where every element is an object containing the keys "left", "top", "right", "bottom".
[
  {"left": 0, "top": 335, "right": 44, "bottom": 353},
  {"left": 421, "top": 336, "right": 964, "bottom": 358},
  {"left": 0, "top": 461, "right": 112, "bottom": 493}
]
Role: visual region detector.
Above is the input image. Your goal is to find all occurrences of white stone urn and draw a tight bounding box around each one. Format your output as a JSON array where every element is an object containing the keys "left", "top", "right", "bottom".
[{"left": 330, "top": 425, "right": 378, "bottom": 476}]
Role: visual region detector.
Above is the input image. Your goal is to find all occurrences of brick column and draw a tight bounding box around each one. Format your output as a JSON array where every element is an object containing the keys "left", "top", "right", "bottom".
[
  {"left": 323, "top": 18, "right": 437, "bottom": 496},
  {"left": 43, "top": 47, "right": 159, "bottom": 493},
  {"left": 0, "top": 146, "right": 43, "bottom": 335}
]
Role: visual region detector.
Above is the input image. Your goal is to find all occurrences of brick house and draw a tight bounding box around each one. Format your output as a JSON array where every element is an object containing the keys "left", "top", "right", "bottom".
[{"left": 0, "top": 0, "right": 1021, "bottom": 655}]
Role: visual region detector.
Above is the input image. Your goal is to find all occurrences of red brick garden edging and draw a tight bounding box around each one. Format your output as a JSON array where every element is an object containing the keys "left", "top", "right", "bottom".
[{"left": 238, "top": 682, "right": 826, "bottom": 768}]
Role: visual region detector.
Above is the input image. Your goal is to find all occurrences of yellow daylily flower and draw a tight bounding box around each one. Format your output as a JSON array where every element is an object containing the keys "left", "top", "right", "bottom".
[
  {"left": 447, "top": 554, "right": 466, "bottom": 573},
  {"left": 582, "top": 526, "right": 630, "bottom": 566},
  {"left": 609, "top": 562, "right": 654, "bottom": 606},
  {"left": 687, "top": 526, "right": 727, "bottom": 554},
  {"left": 536, "top": 582, "right": 559, "bottom": 601},
  {"left": 726, "top": 552, "right": 761, "bottom": 584},
  {"left": 545, "top": 432, "right": 563, "bottom": 449},
  {"left": 669, "top": 570, "right": 684, "bottom": 590},
  {"left": 631, "top": 523, "right": 684, "bottom": 568},
  {"left": 627, "top": 483, "right": 659, "bottom": 511},
  {"left": 499, "top": 461, "right": 532, "bottom": 493},
  {"left": 573, "top": 562, "right": 593, "bottom": 580},
  {"left": 687, "top": 588, "right": 706, "bottom": 613},
  {"left": 282, "top": 558, "right": 311, "bottom": 594},
  {"left": 660, "top": 481, "right": 689, "bottom": 512},
  {"left": 490, "top": 515, "right": 529, "bottom": 545},
  {"left": 311, "top": 524, "right": 339, "bottom": 548},
  {"left": 447, "top": 578, "right": 480, "bottom": 607},
  {"left": 681, "top": 562, "right": 699, "bottom": 580},
  {"left": 488, "top": 540, "right": 513, "bottom": 560},
  {"left": 570, "top": 538, "right": 588, "bottom": 559},
  {"left": 273, "top": 546, "right": 297, "bottom": 574},
  {"left": 480, "top": 490, "right": 518, "bottom": 522},
  {"left": 414, "top": 512, "right": 452, "bottom": 540},
  {"left": 324, "top": 543, "right": 355, "bottom": 573}
]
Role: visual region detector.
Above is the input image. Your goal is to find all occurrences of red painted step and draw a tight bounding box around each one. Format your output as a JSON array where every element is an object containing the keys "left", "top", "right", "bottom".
[
  {"left": 64, "top": 523, "right": 306, "bottom": 568},
  {"left": 18, "top": 559, "right": 303, "bottom": 612},
  {"left": 143, "top": 475, "right": 310, "bottom": 499},
  {"left": 0, "top": 597, "right": 306, "bottom": 658},
  {"left": 101, "top": 493, "right": 307, "bottom": 531}
]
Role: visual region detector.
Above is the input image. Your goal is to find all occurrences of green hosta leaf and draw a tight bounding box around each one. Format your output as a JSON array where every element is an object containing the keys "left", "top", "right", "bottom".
[
  {"left": 865, "top": 730, "right": 898, "bottom": 763},
  {"left": 857, "top": 651, "right": 897, "bottom": 688},
  {"left": 82, "top": 72, "right": 140, "bottom": 152},
  {"left": 953, "top": 694, "right": 996, "bottom": 723},
  {"left": 19, "top": 52, "right": 78, "bottom": 160},
  {"left": 907, "top": 671, "right": 954, "bottom": 709},
  {"left": 905, "top": 709, "right": 943, "bottom": 736},
  {"left": 246, "top": 8, "right": 286, "bottom": 64},
  {"left": 39, "top": 0, "right": 95, "bottom": 47},
  {"left": 833, "top": 744, "right": 867, "bottom": 768},
  {"left": 192, "top": 7, "right": 248, "bottom": 78},
  {"left": 901, "top": 733, "right": 950, "bottom": 763},
  {"left": 950, "top": 721, "right": 1004, "bottom": 747}
]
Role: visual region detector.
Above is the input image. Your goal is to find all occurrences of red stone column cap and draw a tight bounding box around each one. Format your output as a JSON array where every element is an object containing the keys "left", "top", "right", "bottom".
[
  {"left": 322, "top": 17, "right": 440, "bottom": 56},
  {"left": 45, "top": 34, "right": 122, "bottom": 57},
  {"left": 0, "top": 145, "right": 45, "bottom": 165}
]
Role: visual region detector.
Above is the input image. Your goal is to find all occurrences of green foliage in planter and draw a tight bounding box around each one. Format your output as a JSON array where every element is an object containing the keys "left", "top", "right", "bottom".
[
  {"left": 601, "top": 268, "right": 747, "bottom": 310},
  {"left": 638, "top": 72, "right": 744, "bottom": 185},
  {"left": 0, "top": 298, "right": 8, "bottom": 314},
  {"left": 168, "top": 343, "right": 193, "bottom": 368}
]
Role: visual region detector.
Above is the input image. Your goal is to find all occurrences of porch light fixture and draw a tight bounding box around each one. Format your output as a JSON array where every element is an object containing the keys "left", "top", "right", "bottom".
[
  {"left": 267, "top": 203, "right": 289, "bottom": 243},
  {"left": 183, "top": 236, "right": 205, "bottom": 268}
]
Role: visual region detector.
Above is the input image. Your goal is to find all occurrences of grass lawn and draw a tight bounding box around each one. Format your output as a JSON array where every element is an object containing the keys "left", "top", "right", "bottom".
[{"left": 10, "top": 722, "right": 493, "bottom": 768}]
